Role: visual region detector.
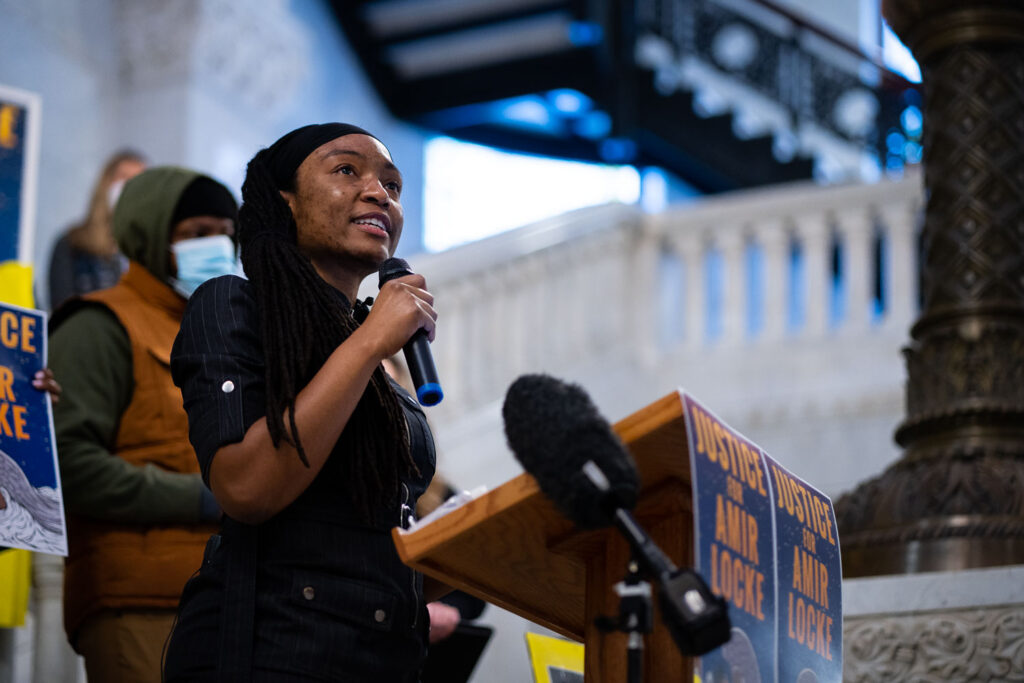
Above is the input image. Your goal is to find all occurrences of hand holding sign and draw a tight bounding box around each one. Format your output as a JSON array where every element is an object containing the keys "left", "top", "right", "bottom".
[{"left": 32, "top": 368, "right": 61, "bottom": 403}]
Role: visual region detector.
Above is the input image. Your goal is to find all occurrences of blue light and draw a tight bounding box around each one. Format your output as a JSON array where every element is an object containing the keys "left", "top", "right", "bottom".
[
  {"left": 418, "top": 101, "right": 499, "bottom": 129},
  {"left": 498, "top": 97, "right": 553, "bottom": 128},
  {"left": 900, "top": 105, "right": 923, "bottom": 137},
  {"left": 569, "top": 21, "right": 602, "bottom": 46},
  {"left": 574, "top": 110, "right": 612, "bottom": 139},
  {"left": 903, "top": 141, "right": 923, "bottom": 164},
  {"left": 886, "top": 131, "right": 906, "bottom": 152},
  {"left": 600, "top": 137, "right": 637, "bottom": 163},
  {"left": 902, "top": 88, "right": 922, "bottom": 107},
  {"left": 548, "top": 89, "right": 592, "bottom": 115}
]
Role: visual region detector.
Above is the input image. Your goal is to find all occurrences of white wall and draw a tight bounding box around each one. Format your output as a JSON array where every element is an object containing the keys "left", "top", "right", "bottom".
[
  {"left": 0, "top": 0, "right": 427, "bottom": 310},
  {"left": 0, "top": 0, "right": 121, "bottom": 306}
]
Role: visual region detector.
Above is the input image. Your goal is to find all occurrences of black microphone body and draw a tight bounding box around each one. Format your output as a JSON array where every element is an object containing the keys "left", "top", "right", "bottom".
[
  {"left": 378, "top": 257, "right": 443, "bottom": 406},
  {"left": 612, "top": 508, "right": 731, "bottom": 656},
  {"left": 502, "top": 374, "right": 730, "bottom": 656}
]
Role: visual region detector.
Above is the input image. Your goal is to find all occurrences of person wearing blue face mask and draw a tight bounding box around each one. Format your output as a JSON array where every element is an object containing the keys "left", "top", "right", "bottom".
[
  {"left": 48, "top": 167, "right": 237, "bottom": 683},
  {"left": 167, "top": 175, "right": 242, "bottom": 297}
]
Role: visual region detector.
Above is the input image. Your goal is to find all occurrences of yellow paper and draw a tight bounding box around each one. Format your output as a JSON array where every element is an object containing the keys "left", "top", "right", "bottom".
[
  {"left": 0, "top": 261, "right": 35, "bottom": 308},
  {"left": 526, "top": 631, "right": 584, "bottom": 683},
  {"left": 0, "top": 549, "right": 31, "bottom": 627},
  {"left": 0, "top": 260, "right": 34, "bottom": 627}
]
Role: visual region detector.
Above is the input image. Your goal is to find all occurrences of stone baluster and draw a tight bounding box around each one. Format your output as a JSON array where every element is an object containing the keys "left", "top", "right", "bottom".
[
  {"left": 602, "top": 228, "right": 634, "bottom": 355},
  {"left": 437, "top": 280, "right": 468, "bottom": 416},
  {"left": 629, "top": 221, "right": 663, "bottom": 366},
  {"left": 593, "top": 231, "right": 625, "bottom": 353},
  {"left": 482, "top": 268, "right": 505, "bottom": 395},
  {"left": 673, "top": 229, "right": 707, "bottom": 349},
  {"left": 717, "top": 226, "right": 748, "bottom": 345},
  {"left": 835, "top": 207, "right": 877, "bottom": 333},
  {"left": 461, "top": 284, "right": 485, "bottom": 406},
  {"left": 565, "top": 245, "right": 592, "bottom": 364},
  {"left": 753, "top": 218, "right": 790, "bottom": 342},
  {"left": 505, "top": 260, "right": 531, "bottom": 386},
  {"left": 519, "top": 255, "right": 547, "bottom": 372},
  {"left": 878, "top": 197, "right": 919, "bottom": 333},
  {"left": 794, "top": 213, "right": 831, "bottom": 338},
  {"left": 481, "top": 270, "right": 507, "bottom": 399},
  {"left": 539, "top": 249, "right": 565, "bottom": 368},
  {"left": 503, "top": 264, "right": 528, "bottom": 378}
]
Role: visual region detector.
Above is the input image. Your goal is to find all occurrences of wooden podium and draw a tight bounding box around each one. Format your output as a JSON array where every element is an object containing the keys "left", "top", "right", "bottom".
[{"left": 393, "top": 391, "right": 699, "bottom": 682}]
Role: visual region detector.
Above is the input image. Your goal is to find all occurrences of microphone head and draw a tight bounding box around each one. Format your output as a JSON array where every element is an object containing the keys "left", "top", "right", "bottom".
[
  {"left": 502, "top": 374, "right": 639, "bottom": 528},
  {"left": 378, "top": 257, "right": 412, "bottom": 288}
]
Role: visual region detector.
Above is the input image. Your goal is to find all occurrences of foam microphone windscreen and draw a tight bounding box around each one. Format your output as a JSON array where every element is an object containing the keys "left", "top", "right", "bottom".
[{"left": 502, "top": 374, "right": 640, "bottom": 528}]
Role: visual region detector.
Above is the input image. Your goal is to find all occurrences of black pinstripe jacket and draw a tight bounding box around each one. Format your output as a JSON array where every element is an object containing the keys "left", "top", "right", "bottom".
[{"left": 163, "top": 275, "right": 435, "bottom": 683}]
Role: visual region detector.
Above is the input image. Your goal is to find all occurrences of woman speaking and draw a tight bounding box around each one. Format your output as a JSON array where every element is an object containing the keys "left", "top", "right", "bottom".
[{"left": 163, "top": 123, "right": 439, "bottom": 682}]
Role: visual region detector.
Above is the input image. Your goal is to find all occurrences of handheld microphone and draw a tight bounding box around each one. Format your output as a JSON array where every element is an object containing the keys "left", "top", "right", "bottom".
[
  {"left": 502, "top": 374, "right": 730, "bottom": 656},
  {"left": 378, "top": 257, "right": 443, "bottom": 406}
]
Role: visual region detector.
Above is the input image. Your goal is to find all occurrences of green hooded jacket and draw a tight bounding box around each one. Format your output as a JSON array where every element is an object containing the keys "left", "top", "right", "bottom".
[
  {"left": 49, "top": 167, "right": 223, "bottom": 523},
  {"left": 112, "top": 166, "right": 203, "bottom": 282}
]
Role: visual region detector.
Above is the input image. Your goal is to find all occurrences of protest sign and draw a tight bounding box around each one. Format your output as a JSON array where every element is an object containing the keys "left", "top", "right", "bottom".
[
  {"left": 684, "top": 392, "right": 841, "bottom": 683},
  {"left": 0, "top": 302, "right": 67, "bottom": 555}
]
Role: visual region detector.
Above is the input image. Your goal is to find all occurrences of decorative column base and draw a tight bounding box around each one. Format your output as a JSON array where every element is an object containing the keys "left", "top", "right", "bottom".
[
  {"left": 837, "top": 452, "right": 1024, "bottom": 575},
  {"left": 843, "top": 565, "right": 1024, "bottom": 682}
]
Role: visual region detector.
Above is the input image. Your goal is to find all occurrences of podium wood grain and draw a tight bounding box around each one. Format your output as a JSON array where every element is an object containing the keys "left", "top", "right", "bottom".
[{"left": 393, "top": 391, "right": 697, "bottom": 682}]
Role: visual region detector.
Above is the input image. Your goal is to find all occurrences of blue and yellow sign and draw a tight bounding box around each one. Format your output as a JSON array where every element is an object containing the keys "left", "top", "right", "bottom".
[
  {"left": 1, "top": 97, "right": 27, "bottom": 263},
  {"left": 0, "top": 301, "right": 66, "bottom": 556},
  {"left": 685, "top": 394, "right": 777, "bottom": 683},
  {"left": 684, "top": 392, "right": 841, "bottom": 683},
  {"left": 0, "top": 83, "right": 44, "bottom": 627},
  {"left": 765, "top": 454, "right": 841, "bottom": 682},
  {"left": 0, "top": 84, "right": 41, "bottom": 303}
]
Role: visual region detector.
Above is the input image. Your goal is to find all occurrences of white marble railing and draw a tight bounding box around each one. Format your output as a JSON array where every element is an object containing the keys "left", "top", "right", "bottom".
[{"left": 391, "top": 170, "right": 923, "bottom": 425}]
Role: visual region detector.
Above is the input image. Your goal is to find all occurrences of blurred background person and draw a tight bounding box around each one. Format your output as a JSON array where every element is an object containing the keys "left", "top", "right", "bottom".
[
  {"left": 48, "top": 166, "right": 237, "bottom": 682},
  {"left": 47, "top": 150, "right": 147, "bottom": 310}
]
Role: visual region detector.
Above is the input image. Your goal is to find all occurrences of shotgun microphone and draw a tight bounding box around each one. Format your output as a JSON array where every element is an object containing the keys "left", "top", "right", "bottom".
[
  {"left": 501, "top": 374, "right": 730, "bottom": 656},
  {"left": 502, "top": 373, "right": 638, "bottom": 528}
]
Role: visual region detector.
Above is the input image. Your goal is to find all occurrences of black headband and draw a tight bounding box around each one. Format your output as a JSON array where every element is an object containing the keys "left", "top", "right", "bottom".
[{"left": 263, "top": 123, "right": 379, "bottom": 189}]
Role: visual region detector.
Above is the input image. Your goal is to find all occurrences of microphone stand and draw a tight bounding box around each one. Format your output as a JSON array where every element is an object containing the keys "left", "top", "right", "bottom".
[
  {"left": 611, "top": 508, "right": 731, "bottom": 660},
  {"left": 582, "top": 460, "right": 730, "bottom": 665},
  {"left": 595, "top": 557, "right": 652, "bottom": 683}
]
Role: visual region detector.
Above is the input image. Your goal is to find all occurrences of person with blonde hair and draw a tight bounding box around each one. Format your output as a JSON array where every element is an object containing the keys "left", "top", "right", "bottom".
[{"left": 47, "top": 149, "right": 146, "bottom": 309}]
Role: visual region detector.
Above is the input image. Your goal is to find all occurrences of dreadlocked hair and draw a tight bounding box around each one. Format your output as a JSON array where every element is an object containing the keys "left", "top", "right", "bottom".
[{"left": 238, "top": 149, "right": 419, "bottom": 524}]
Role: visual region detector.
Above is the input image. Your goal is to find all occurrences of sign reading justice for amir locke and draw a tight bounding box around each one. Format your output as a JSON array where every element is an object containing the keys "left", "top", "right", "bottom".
[
  {"left": 684, "top": 393, "right": 841, "bottom": 683},
  {"left": 0, "top": 302, "right": 67, "bottom": 555}
]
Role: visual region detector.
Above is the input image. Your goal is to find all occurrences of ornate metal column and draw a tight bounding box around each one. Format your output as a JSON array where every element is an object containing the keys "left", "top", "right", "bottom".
[{"left": 836, "top": 0, "right": 1024, "bottom": 576}]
